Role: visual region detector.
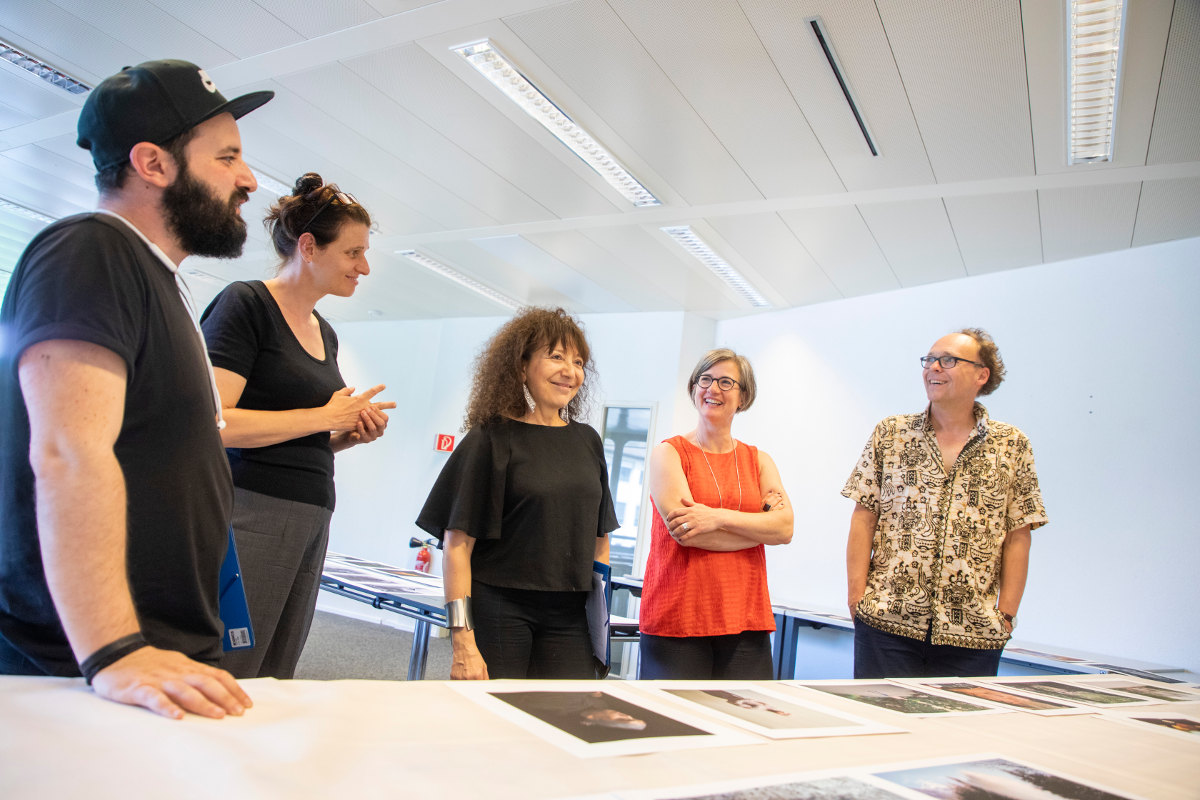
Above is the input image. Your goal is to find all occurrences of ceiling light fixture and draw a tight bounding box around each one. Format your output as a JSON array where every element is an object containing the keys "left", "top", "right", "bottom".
[
  {"left": 0, "top": 198, "right": 56, "bottom": 225},
  {"left": 660, "top": 226, "right": 772, "bottom": 308},
  {"left": 807, "top": 17, "right": 877, "bottom": 157},
  {"left": 398, "top": 249, "right": 523, "bottom": 311},
  {"left": 249, "top": 167, "right": 293, "bottom": 198},
  {"left": 0, "top": 41, "right": 90, "bottom": 95},
  {"left": 1067, "top": 0, "right": 1127, "bottom": 164},
  {"left": 453, "top": 40, "right": 660, "bottom": 208}
]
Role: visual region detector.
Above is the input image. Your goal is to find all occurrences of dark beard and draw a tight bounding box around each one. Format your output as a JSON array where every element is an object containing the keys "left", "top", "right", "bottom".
[{"left": 161, "top": 160, "right": 249, "bottom": 259}]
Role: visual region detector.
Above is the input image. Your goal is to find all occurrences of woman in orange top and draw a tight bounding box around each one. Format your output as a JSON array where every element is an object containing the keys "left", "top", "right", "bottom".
[{"left": 639, "top": 349, "right": 793, "bottom": 679}]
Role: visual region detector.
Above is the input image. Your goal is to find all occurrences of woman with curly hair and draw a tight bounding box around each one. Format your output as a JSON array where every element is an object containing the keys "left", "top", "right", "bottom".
[
  {"left": 416, "top": 307, "right": 618, "bottom": 679},
  {"left": 200, "top": 173, "right": 395, "bottom": 679}
]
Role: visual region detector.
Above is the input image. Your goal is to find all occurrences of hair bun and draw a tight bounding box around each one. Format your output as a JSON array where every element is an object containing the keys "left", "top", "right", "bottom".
[{"left": 293, "top": 172, "right": 323, "bottom": 197}]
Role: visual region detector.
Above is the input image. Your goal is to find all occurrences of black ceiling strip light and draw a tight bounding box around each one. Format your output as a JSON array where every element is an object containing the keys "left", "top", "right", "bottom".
[{"left": 808, "top": 17, "right": 878, "bottom": 157}]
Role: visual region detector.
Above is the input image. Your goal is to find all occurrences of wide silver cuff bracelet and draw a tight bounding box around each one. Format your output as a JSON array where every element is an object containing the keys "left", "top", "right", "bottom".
[{"left": 445, "top": 596, "right": 474, "bottom": 630}]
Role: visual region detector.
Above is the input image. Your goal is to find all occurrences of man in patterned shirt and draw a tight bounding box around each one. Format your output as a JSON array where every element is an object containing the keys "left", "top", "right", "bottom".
[{"left": 842, "top": 328, "right": 1047, "bottom": 678}]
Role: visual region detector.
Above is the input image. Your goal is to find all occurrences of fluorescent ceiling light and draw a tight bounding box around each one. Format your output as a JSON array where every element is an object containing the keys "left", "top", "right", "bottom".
[
  {"left": 0, "top": 41, "right": 90, "bottom": 95},
  {"left": 249, "top": 167, "right": 292, "bottom": 198},
  {"left": 453, "top": 40, "right": 660, "bottom": 208},
  {"left": 398, "top": 249, "right": 522, "bottom": 311},
  {"left": 660, "top": 226, "right": 771, "bottom": 308},
  {"left": 1067, "top": 0, "right": 1127, "bottom": 164},
  {"left": 0, "top": 198, "right": 56, "bottom": 225}
]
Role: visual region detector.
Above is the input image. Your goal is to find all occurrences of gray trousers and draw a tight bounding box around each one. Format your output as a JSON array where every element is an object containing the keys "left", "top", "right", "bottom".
[{"left": 219, "top": 487, "right": 333, "bottom": 679}]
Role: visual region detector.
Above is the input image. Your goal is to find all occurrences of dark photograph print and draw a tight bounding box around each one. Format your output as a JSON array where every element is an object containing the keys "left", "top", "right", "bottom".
[
  {"left": 664, "top": 775, "right": 912, "bottom": 800},
  {"left": 1127, "top": 716, "right": 1200, "bottom": 735},
  {"left": 875, "top": 756, "right": 1139, "bottom": 800},
  {"left": 1088, "top": 680, "right": 1200, "bottom": 703},
  {"left": 802, "top": 682, "right": 992, "bottom": 715},
  {"left": 919, "top": 682, "right": 1073, "bottom": 711},
  {"left": 993, "top": 680, "right": 1143, "bottom": 707},
  {"left": 491, "top": 690, "right": 708, "bottom": 744}
]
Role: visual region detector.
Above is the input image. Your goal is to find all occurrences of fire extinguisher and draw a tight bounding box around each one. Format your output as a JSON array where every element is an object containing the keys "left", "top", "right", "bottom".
[{"left": 409, "top": 536, "right": 436, "bottom": 573}]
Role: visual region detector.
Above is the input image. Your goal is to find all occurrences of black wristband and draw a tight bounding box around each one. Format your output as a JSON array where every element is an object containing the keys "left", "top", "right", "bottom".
[{"left": 80, "top": 632, "right": 149, "bottom": 685}]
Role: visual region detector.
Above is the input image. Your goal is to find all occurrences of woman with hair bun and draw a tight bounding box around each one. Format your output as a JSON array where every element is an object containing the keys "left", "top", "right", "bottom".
[
  {"left": 200, "top": 173, "right": 395, "bottom": 679},
  {"left": 416, "top": 307, "right": 619, "bottom": 680}
]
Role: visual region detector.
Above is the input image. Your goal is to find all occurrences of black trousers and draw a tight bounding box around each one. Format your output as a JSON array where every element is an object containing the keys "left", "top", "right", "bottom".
[
  {"left": 637, "top": 630, "right": 774, "bottom": 680},
  {"left": 471, "top": 581, "right": 596, "bottom": 679}
]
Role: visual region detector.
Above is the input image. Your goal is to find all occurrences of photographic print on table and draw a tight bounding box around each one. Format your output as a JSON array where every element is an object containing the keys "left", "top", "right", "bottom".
[
  {"left": 452, "top": 684, "right": 757, "bottom": 758},
  {"left": 993, "top": 679, "right": 1149, "bottom": 707},
  {"left": 1100, "top": 710, "right": 1200, "bottom": 742},
  {"left": 908, "top": 680, "right": 1088, "bottom": 715},
  {"left": 791, "top": 681, "right": 997, "bottom": 716},
  {"left": 1086, "top": 664, "right": 1192, "bottom": 685},
  {"left": 1074, "top": 678, "right": 1200, "bottom": 703},
  {"left": 639, "top": 775, "right": 913, "bottom": 800},
  {"left": 873, "top": 755, "right": 1145, "bottom": 800},
  {"left": 652, "top": 683, "right": 903, "bottom": 739}
]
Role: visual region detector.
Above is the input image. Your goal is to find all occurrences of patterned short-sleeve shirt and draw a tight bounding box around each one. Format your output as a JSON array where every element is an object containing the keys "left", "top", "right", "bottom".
[{"left": 842, "top": 403, "right": 1048, "bottom": 649}]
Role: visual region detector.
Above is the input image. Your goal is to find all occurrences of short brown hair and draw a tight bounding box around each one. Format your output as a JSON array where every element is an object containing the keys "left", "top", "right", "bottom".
[
  {"left": 687, "top": 348, "right": 757, "bottom": 412},
  {"left": 264, "top": 172, "right": 372, "bottom": 267},
  {"left": 464, "top": 307, "right": 596, "bottom": 430},
  {"left": 958, "top": 327, "right": 1006, "bottom": 396}
]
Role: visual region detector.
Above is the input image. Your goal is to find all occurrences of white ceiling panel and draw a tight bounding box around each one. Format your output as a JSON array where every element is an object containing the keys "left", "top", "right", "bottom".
[
  {"left": 778, "top": 206, "right": 898, "bottom": 298},
  {"left": 705, "top": 213, "right": 841, "bottom": 307},
  {"left": 1132, "top": 178, "right": 1200, "bottom": 247},
  {"left": 471, "top": 234, "right": 637, "bottom": 312},
  {"left": 876, "top": 0, "right": 1033, "bottom": 183},
  {"left": 4, "top": 143, "right": 97, "bottom": 195},
  {"left": 344, "top": 44, "right": 619, "bottom": 220},
  {"left": 608, "top": 0, "right": 843, "bottom": 199},
  {"left": 740, "top": 0, "right": 934, "bottom": 192},
  {"left": 1146, "top": 0, "right": 1200, "bottom": 165},
  {"left": 504, "top": 0, "right": 761, "bottom": 205},
  {"left": 276, "top": 62, "right": 554, "bottom": 226},
  {"left": 1039, "top": 183, "right": 1142, "bottom": 264},
  {"left": 944, "top": 191, "right": 1042, "bottom": 276},
  {"left": 577, "top": 225, "right": 705, "bottom": 308},
  {"left": 249, "top": 0, "right": 381, "bottom": 41},
  {"left": 0, "top": 153, "right": 96, "bottom": 215},
  {"left": 0, "top": 65, "right": 81, "bottom": 121},
  {"left": 43, "top": 0, "right": 235, "bottom": 69},
  {"left": 0, "top": 3, "right": 143, "bottom": 84},
  {"left": 144, "top": 0, "right": 305, "bottom": 59},
  {"left": 858, "top": 199, "right": 965, "bottom": 286}
]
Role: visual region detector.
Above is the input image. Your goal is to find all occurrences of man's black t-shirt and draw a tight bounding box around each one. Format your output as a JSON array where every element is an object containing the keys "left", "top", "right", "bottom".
[{"left": 0, "top": 213, "right": 233, "bottom": 675}]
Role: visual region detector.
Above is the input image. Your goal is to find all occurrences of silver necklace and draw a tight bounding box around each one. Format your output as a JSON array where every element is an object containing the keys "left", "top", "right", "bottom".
[{"left": 699, "top": 440, "right": 742, "bottom": 510}]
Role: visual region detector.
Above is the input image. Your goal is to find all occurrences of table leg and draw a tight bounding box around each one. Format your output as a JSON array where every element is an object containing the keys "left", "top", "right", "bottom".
[{"left": 408, "top": 619, "right": 431, "bottom": 681}]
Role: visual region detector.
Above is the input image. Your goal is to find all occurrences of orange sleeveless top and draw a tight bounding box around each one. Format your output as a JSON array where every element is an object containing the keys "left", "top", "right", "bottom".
[{"left": 639, "top": 436, "right": 775, "bottom": 637}]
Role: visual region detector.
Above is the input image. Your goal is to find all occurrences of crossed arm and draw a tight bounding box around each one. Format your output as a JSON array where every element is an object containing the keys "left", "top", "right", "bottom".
[
  {"left": 211, "top": 367, "right": 394, "bottom": 452},
  {"left": 19, "top": 339, "right": 251, "bottom": 720},
  {"left": 647, "top": 442, "right": 793, "bottom": 552}
]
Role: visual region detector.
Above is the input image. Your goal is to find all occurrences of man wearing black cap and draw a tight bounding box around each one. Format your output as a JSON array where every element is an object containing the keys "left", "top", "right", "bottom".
[{"left": 0, "top": 60, "right": 273, "bottom": 720}]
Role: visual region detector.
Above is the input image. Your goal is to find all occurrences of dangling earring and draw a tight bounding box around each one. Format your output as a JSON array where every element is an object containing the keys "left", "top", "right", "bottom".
[
  {"left": 559, "top": 406, "right": 569, "bottom": 422},
  {"left": 522, "top": 384, "right": 536, "bottom": 413}
]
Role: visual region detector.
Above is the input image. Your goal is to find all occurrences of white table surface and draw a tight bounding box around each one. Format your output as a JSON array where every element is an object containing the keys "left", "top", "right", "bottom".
[{"left": 1, "top": 675, "right": 1197, "bottom": 799}]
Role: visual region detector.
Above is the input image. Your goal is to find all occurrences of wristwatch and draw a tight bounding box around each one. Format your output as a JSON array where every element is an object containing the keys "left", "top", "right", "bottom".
[{"left": 999, "top": 611, "right": 1017, "bottom": 629}]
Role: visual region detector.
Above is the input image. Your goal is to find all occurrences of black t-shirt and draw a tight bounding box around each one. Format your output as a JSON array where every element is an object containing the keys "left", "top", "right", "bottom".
[
  {"left": 0, "top": 213, "right": 233, "bottom": 675},
  {"left": 416, "top": 419, "right": 619, "bottom": 591},
  {"left": 200, "top": 281, "right": 345, "bottom": 511}
]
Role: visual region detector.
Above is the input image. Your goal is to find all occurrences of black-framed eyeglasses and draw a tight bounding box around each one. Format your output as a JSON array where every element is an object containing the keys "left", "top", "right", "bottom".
[
  {"left": 302, "top": 191, "right": 358, "bottom": 233},
  {"left": 920, "top": 354, "right": 985, "bottom": 369},
  {"left": 696, "top": 375, "right": 741, "bottom": 391}
]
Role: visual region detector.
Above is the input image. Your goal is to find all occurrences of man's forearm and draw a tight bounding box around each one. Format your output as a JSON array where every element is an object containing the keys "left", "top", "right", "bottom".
[
  {"left": 35, "top": 448, "right": 139, "bottom": 662},
  {"left": 998, "top": 526, "right": 1032, "bottom": 618},
  {"left": 846, "top": 504, "right": 878, "bottom": 612}
]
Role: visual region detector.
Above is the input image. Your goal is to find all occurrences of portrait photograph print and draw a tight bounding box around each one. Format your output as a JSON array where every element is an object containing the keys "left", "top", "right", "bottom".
[
  {"left": 991, "top": 678, "right": 1155, "bottom": 708},
  {"left": 871, "top": 754, "right": 1147, "bottom": 800},
  {"left": 790, "top": 680, "right": 1001, "bottom": 716},
  {"left": 648, "top": 682, "right": 902, "bottom": 739},
  {"left": 452, "top": 682, "right": 756, "bottom": 758},
  {"left": 902, "top": 679, "right": 1089, "bottom": 716}
]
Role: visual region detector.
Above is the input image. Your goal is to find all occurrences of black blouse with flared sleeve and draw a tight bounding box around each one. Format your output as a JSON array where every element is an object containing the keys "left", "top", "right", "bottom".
[{"left": 416, "top": 418, "right": 619, "bottom": 592}]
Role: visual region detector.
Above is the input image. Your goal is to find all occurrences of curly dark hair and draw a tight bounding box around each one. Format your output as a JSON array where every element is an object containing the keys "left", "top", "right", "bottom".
[
  {"left": 958, "top": 327, "right": 1006, "bottom": 396},
  {"left": 263, "top": 172, "right": 371, "bottom": 269},
  {"left": 463, "top": 307, "right": 596, "bottom": 430}
]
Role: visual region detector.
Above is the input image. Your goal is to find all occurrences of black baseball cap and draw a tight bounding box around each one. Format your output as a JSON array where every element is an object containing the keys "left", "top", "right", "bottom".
[{"left": 77, "top": 59, "right": 274, "bottom": 171}]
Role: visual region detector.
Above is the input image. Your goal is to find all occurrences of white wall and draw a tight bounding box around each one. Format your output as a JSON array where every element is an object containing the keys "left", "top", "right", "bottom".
[
  {"left": 718, "top": 237, "right": 1200, "bottom": 673},
  {"left": 328, "top": 238, "right": 1200, "bottom": 672}
]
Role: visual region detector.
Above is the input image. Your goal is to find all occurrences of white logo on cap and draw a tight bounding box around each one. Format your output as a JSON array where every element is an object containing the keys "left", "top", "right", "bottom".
[{"left": 197, "top": 69, "right": 218, "bottom": 93}]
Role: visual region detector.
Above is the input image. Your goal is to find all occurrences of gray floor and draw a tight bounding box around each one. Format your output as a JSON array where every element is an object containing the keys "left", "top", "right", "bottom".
[{"left": 295, "top": 611, "right": 453, "bottom": 681}]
